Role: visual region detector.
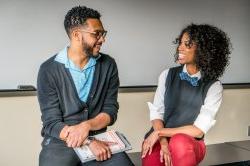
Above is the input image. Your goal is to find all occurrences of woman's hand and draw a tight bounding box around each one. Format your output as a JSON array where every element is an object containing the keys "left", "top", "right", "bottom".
[
  {"left": 141, "top": 130, "right": 160, "bottom": 158},
  {"left": 159, "top": 137, "right": 172, "bottom": 166}
]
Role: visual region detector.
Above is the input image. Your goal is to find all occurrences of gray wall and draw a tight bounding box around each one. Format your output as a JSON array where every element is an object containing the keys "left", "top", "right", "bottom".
[{"left": 0, "top": 0, "right": 249, "bottom": 89}]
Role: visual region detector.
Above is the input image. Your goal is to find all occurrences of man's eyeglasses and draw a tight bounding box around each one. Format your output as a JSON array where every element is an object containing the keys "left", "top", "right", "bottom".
[{"left": 80, "top": 29, "right": 107, "bottom": 40}]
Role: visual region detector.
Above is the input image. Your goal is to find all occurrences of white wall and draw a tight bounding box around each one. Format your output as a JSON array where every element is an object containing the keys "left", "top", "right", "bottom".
[
  {"left": 0, "top": 0, "right": 250, "bottom": 89},
  {"left": 0, "top": 88, "right": 249, "bottom": 166}
]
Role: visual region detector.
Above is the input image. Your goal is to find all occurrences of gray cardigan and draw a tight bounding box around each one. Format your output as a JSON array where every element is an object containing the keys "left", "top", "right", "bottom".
[{"left": 37, "top": 53, "right": 119, "bottom": 139}]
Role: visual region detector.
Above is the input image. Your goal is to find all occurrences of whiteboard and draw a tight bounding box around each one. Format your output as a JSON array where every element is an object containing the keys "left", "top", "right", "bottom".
[{"left": 0, "top": 0, "right": 249, "bottom": 89}]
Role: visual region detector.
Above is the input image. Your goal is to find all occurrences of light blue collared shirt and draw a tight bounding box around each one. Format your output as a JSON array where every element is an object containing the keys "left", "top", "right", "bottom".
[{"left": 54, "top": 47, "right": 97, "bottom": 102}]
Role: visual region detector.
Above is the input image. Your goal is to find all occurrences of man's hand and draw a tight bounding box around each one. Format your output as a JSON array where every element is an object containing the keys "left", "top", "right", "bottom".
[
  {"left": 88, "top": 139, "right": 112, "bottom": 161},
  {"left": 141, "top": 130, "right": 160, "bottom": 158},
  {"left": 59, "top": 125, "right": 70, "bottom": 141},
  {"left": 66, "top": 122, "right": 91, "bottom": 148},
  {"left": 159, "top": 137, "right": 172, "bottom": 166}
]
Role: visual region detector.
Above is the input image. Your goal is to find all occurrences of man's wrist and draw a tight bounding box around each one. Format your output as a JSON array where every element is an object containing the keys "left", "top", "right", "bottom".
[
  {"left": 84, "top": 136, "right": 95, "bottom": 146},
  {"left": 81, "top": 121, "right": 91, "bottom": 131}
]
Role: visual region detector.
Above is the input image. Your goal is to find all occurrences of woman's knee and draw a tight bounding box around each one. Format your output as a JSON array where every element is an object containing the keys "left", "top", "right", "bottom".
[{"left": 169, "top": 133, "right": 195, "bottom": 156}]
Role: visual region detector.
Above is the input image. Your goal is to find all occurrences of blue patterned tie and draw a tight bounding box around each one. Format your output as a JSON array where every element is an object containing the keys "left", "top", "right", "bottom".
[{"left": 179, "top": 72, "right": 199, "bottom": 86}]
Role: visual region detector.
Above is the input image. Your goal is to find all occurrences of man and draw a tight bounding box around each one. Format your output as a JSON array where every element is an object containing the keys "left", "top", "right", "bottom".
[{"left": 37, "top": 6, "right": 134, "bottom": 166}]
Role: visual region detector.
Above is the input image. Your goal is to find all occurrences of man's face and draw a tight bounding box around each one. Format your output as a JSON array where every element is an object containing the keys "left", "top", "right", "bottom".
[{"left": 80, "top": 18, "right": 106, "bottom": 57}]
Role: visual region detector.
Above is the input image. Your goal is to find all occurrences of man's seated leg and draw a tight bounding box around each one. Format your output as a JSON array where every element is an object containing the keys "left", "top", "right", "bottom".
[
  {"left": 84, "top": 152, "right": 134, "bottom": 166},
  {"left": 39, "top": 137, "right": 81, "bottom": 166}
]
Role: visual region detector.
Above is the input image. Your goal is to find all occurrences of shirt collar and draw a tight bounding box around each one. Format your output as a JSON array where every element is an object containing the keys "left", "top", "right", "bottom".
[
  {"left": 182, "top": 64, "right": 201, "bottom": 80},
  {"left": 55, "top": 46, "right": 99, "bottom": 71},
  {"left": 54, "top": 46, "right": 68, "bottom": 65}
]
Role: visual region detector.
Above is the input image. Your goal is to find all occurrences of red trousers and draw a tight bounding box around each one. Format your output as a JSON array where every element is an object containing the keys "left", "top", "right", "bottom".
[{"left": 142, "top": 133, "right": 206, "bottom": 166}]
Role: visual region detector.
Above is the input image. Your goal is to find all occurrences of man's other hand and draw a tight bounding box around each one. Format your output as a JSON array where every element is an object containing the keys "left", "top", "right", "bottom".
[{"left": 88, "top": 139, "right": 112, "bottom": 161}]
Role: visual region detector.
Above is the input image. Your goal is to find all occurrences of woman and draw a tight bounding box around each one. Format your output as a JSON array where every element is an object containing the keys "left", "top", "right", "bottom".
[{"left": 141, "top": 23, "right": 231, "bottom": 166}]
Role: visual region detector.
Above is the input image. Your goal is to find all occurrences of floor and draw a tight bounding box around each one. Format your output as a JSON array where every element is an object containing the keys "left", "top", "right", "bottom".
[{"left": 128, "top": 140, "right": 250, "bottom": 166}]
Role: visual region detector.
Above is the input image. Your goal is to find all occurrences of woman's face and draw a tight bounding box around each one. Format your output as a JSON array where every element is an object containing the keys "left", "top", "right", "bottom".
[{"left": 177, "top": 33, "right": 197, "bottom": 65}]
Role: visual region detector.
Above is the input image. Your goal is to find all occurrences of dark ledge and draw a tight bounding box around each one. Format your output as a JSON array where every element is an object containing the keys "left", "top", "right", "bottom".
[{"left": 0, "top": 83, "right": 249, "bottom": 97}]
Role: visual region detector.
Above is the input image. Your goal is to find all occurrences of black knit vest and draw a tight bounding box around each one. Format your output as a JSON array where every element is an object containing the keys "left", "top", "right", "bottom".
[{"left": 163, "top": 66, "right": 216, "bottom": 128}]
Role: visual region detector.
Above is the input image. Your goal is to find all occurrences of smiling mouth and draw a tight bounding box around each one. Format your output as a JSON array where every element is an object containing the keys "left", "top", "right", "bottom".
[{"left": 178, "top": 53, "right": 185, "bottom": 59}]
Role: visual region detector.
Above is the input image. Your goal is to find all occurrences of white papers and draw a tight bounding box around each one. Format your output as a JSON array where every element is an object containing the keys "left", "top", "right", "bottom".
[{"left": 74, "top": 130, "right": 132, "bottom": 163}]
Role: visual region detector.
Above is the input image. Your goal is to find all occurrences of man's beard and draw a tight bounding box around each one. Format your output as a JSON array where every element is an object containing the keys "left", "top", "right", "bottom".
[{"left": 82, "top": 41, "right": 99, "bottom": 58}]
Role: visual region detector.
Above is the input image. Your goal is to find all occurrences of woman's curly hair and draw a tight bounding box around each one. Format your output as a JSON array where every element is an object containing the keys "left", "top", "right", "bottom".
[{"left": 174, "top": 23, "right": 232, "bottom": 81}]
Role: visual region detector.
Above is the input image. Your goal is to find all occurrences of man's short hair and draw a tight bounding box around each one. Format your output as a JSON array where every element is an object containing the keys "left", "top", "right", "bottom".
[{"left": 64, "top": 6, "right": 101, "bottom": 37}]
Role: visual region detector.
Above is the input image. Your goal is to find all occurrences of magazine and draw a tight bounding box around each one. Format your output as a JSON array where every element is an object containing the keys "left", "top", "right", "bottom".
[{"left": 74, "top": 130, "right": 132, "bottom": 163}]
